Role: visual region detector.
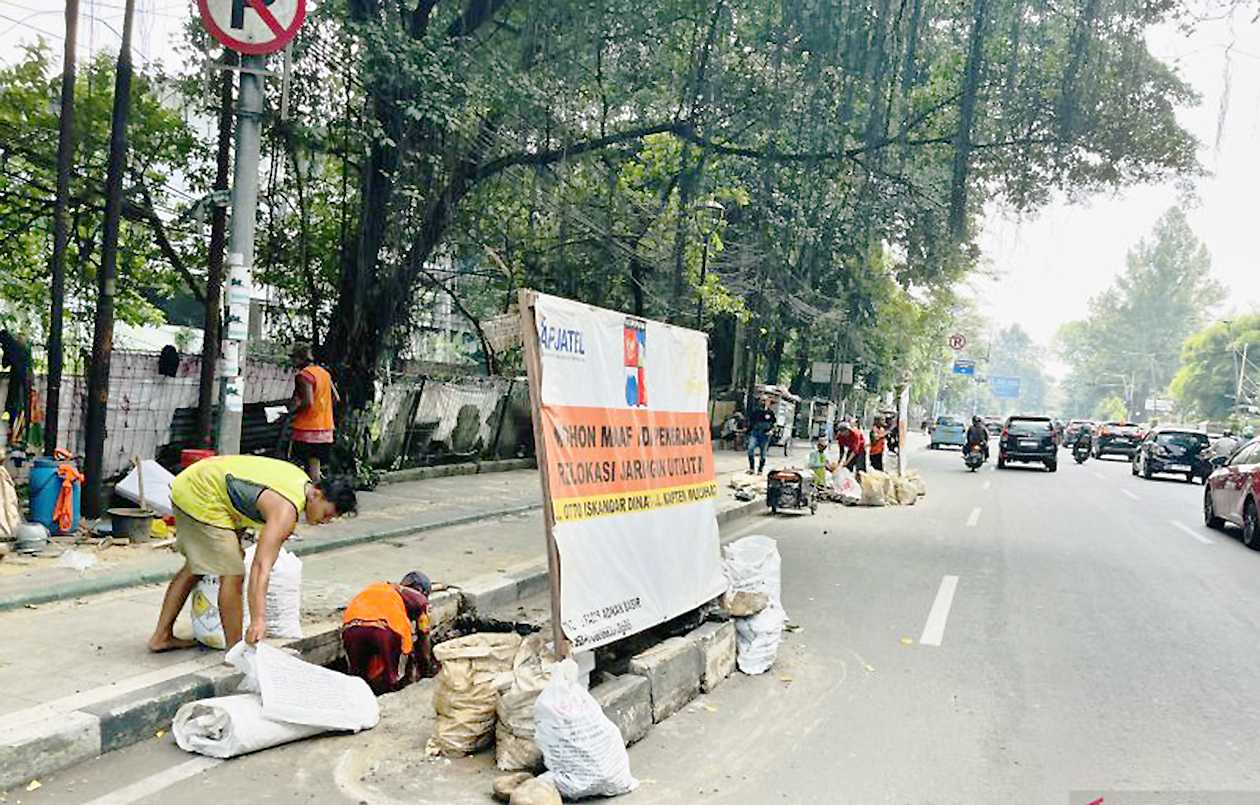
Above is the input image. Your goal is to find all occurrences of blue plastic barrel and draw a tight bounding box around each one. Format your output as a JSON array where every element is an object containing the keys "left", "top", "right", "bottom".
[{"left": 29, "top": 457, "right": 80, "bottom": 535}]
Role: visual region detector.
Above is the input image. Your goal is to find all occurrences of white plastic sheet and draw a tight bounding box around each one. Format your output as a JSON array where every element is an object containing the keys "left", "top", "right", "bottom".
[
  {"left": 114, "top": 459, "right": 175, "bottom": 517},
  {"left": 173, "top": 644, "right": 379, "bottom": 759},
  {"left": 533, "top": 659, "right": 637, "bottom": 799}
]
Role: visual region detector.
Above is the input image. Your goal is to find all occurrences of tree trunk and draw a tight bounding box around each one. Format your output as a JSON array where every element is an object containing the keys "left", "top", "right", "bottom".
[{"left": 948, "top": 0, "right": 989, "bottom": 242}]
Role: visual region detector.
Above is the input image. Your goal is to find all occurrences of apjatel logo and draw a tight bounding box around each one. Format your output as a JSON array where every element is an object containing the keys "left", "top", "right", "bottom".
[
  {"left": 623, "top": 318, "right": 647, "bottom": 407},
  {"left": 537, "top": 315, "right": 585, "bottom": 359}
]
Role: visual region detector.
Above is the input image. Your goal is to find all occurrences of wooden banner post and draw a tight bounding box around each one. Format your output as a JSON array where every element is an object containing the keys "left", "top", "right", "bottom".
[{"left": 518, "top": 288, "right": 569, "bottom": 658}]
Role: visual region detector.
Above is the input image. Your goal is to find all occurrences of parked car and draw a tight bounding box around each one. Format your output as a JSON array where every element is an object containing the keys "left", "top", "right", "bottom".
[
  {"left": 1093, "top": 421, "right": 1144, "bottom": 459},
  {"left": 1132, "top": 427, "right": 1211, "bottom": 483},
  {"left": 1204, "top": 438, "right": 1260, "bottom": 548},
  {"left": 1063, "top": 419, "right": 1097, "bottom": 448},
  {"left": 998, "top": 415, "right": 1058, "bottom": 472},
  {"left": 929, "top": 416, "right": 967, "bottom": 449}
]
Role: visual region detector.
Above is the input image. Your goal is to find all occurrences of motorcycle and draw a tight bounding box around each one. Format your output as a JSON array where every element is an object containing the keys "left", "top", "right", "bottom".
[
  {"left": 964, "top": 443, "right": 986, "bottom": 472},
  {"left": 1073, "top": 440, "right": 1091, "bottom": 464}
]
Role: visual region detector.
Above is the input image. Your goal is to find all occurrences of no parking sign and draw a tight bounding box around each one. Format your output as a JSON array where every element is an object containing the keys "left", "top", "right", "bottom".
[{"left": 198, "top": 0, "right": 305, "bottom": 54}]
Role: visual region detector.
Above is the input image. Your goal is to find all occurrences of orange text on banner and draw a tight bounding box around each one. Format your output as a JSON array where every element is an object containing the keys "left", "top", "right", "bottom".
[{"left": 540, "top": 406, "right": 716, "bottom": 504}]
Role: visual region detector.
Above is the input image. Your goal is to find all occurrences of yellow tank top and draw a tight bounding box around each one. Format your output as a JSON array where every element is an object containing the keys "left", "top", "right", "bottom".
[{"left": 171, "top": 455, "right": 309, "bottom": 530}]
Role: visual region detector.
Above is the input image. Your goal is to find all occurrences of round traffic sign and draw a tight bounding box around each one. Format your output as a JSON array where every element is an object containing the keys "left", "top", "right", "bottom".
[
  {"left": 198, "top": 0, "right": 305, "bottom": 55},
  {"left": 948, "top": 334, "right": 967, "bottom": 351}
]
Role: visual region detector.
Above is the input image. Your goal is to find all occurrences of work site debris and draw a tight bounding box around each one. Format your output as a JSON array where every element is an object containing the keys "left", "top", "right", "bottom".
[
  {"left": 496, "top": 634, "right": 559, "bottom": 772},
  {"left": 510, "top": 777, "right": 563, "bottom": 805},
  {"left": 534, "top": 658, "right": 638, "bottom": 799},
  {"left": 720, "top": 589, "right": 768, "bottom": 617},
  {"left": 723, "top": 535, "right": 787, "bottom": 675},
  {"left": 893, "top": 474, "right": 918, "bottom": 506},
  {"left": 55, "top": 548, "right": 96, "bottom": 573},
  {"left": 493, "top": 772, "right": 534, "bottom": 802},
  {"left": 728, "top": 471, "right": 766, "bottom": 499},
  {"left": 173, "top": 643, "right": 378, "bottom": 758},
  {"left": 427, "top": 632, "right": 522, "bottom": 756}
]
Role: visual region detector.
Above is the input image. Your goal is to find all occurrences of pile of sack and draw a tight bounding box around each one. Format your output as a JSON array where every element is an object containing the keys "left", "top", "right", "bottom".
[
  {"left": 856, "top": 469, "right": 925, "bottom": 507},
  {"left": 428, "top": 632, "right": 637, "bottom": 801},
  {"left": 722, "top": 535, "right": 787, "bottom": 675}
]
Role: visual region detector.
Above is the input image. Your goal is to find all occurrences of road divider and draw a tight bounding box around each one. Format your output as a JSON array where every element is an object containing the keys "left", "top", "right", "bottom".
[
  {"left": 919, "top": 575, "right": 960, "bottom": 647},
  {"left": 1172, "top": 520, "right": 1215, "bottom": 545}
]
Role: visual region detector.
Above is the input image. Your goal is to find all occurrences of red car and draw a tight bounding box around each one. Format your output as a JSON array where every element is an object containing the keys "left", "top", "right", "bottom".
[{"left": 1204, "top": 438, "right": 1260, "bottom": 548}]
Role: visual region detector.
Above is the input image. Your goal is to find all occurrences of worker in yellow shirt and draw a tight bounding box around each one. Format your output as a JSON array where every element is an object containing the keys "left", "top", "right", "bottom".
[{"left": 147, "top": 455, "right": 357, "bottom": 652}]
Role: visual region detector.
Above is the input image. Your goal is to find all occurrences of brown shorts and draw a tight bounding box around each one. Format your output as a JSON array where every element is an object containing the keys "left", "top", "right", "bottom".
[{"left": 174, "top": 507, "right": 246, "bottom": 577}]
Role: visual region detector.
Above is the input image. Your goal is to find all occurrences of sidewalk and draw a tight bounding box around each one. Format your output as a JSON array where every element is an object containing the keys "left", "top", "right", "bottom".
[
  {"left": 0, "top": 445, "right": 797, "bottom": 611},
  {"left": 0, "top": 442, "right": 811, "bottom": 789}
]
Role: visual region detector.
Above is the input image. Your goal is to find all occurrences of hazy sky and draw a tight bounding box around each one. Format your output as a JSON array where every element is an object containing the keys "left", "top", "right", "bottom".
[
  {"left": 2, "top": 0, "right": 1257, "bottom": 369},
  {"left": 976, "top": 11, "right": 1260, "bottom": 369}
]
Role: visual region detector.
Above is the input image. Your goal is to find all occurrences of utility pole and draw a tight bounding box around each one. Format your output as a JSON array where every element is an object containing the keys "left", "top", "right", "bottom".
[
  {"left": 196, "top": 51, "right": 236, "bottom": 447},
  {"left": 83, "top": 0, "right": 135, "bottom": 517},
  {"left": 44, "top": 0, "right": 79, "bottom": 455},
  {"left": 215, "top": 55, "right": 266, "bottom": 454},
  {"left": 1237, "top": 343, "right": 1250, "bottom": 413}
]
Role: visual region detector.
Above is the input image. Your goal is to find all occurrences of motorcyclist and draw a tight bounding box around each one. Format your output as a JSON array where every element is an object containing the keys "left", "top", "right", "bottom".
[
  {"left": 965, "top": 416, "right": 989, "bottom": 460},
  {"left": 1074, "top": 424, "right": 1093, "bottom": 455},
  {"left": 1211, "top": 429, "right": 1239, "bottom": 462}
]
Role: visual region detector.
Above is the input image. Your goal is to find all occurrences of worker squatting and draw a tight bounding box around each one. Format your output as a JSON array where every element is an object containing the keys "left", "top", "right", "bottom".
[{"left": 553, "top": 454, "right": 707, "bottom": 486}]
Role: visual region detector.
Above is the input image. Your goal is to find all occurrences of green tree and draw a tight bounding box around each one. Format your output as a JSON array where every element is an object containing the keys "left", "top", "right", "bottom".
[
  {"left": 1056, "top": 207, "right": 1222, "bottom": 419},
  {"left": 1170, "top": 315, "right": 1260, "bottom": 419},
  {"left": 0, "top": 43, "right": 201, "bottom": 358}
]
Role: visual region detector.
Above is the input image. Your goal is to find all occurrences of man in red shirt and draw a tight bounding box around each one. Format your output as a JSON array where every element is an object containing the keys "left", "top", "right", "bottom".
[{"left": 835, "top": 422, "right": 867, "bottom": 477}]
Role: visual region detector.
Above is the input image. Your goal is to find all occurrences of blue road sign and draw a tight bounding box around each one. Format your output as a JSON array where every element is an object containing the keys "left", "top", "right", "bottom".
[
  {"left": 992, "top": 375, "right": 1021, "bottom": 399},
  {"left": 953, "top": 359, "right": 976, "bottom": 376}
]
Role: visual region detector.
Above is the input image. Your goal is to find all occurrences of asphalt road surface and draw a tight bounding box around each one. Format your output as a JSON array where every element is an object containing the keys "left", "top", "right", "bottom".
[{"left": 11, "top": 443, "right": 1260, "bottom": 804}]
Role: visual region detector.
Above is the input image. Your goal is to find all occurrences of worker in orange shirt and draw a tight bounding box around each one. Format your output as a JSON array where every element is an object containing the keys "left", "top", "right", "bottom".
[
  {"left": 288, "top": 343, "right": 339, "bottom": 482},
  {"left": 341, "top": 571, "right": 439, "bottom": 694}
]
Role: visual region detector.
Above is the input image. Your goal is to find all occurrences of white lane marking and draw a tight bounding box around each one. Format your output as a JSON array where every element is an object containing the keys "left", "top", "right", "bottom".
[
  {"left": 81, "top": 757, "right": 224, "bottom": 805},
  {"left": 919, "top": 575, "right": 960, "bottom": 647},
  {"left": 966, "top": 506, "right": 981, "bottom": 527},
  {"left": 1092, "top": 471, "right": 1106, "bottom": 481},
  {"left": 1121, "top": 489, "right": 1140, "bottom": 501},
  {"left": 1172, "top": 520, "right": 1215, "bottom": 545},
  {"left": 982, "top": 480, "right": 992, "bottom": 491}
]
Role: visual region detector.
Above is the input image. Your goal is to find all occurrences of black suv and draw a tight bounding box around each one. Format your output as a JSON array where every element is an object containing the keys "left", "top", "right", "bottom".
[
  {"left": 1093, "top": 421, "right": 1144, "bottom": 459},
  {"left": 1132, "top": 427, "right": 1211, "bottom": 483},
  {"left": 998, "top": 415, "right": 1058, "bottom": 472}
]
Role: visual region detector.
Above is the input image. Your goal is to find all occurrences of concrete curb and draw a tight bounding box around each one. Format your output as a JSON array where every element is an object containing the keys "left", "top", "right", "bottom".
[
  {"left": 0, "top": 496, "right": 767, "bottom": 791},
  {"left": 0, "top": 502, "right": 544, "bottom": 613},
  {"left": 378, "top": 458, "right": 536, "bottom": 485}
]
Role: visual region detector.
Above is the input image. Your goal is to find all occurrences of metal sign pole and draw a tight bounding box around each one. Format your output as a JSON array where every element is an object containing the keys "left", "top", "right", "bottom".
[{"left": 216, "top": 54, "right": 265, "bottom": 453}]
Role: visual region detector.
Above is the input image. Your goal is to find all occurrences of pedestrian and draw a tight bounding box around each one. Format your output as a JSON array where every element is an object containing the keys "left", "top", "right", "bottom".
[
  {"left": 288, "top": 343, "right": 339, "bottom": 483},
  {"left": 834, "top": 422, "right": 867, "bottom": 478},
  {"left": 746, "top": 394, "right": 777, "bottom": 474},
  {"left": 341, "top": 571, "right": 440, "bottom": 695},
  {"left": 0, "top": 328, "right": 33, "bottom": 446},
  {"left": 868, "top": 417, "right": 888, "bottom": 473},
  {"left": 147, "top": 455, "right": 357, "bottom": 652}
]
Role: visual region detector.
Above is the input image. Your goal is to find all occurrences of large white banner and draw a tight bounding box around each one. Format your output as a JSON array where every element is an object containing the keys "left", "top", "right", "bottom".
[{"left": 531, "top": 293, "right": 726, "bottom": 650}]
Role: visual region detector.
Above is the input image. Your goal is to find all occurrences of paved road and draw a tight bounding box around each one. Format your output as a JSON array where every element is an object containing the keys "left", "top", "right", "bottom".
[{"left": 11, "top": 444, "right": 1260, "bottom": 803}]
